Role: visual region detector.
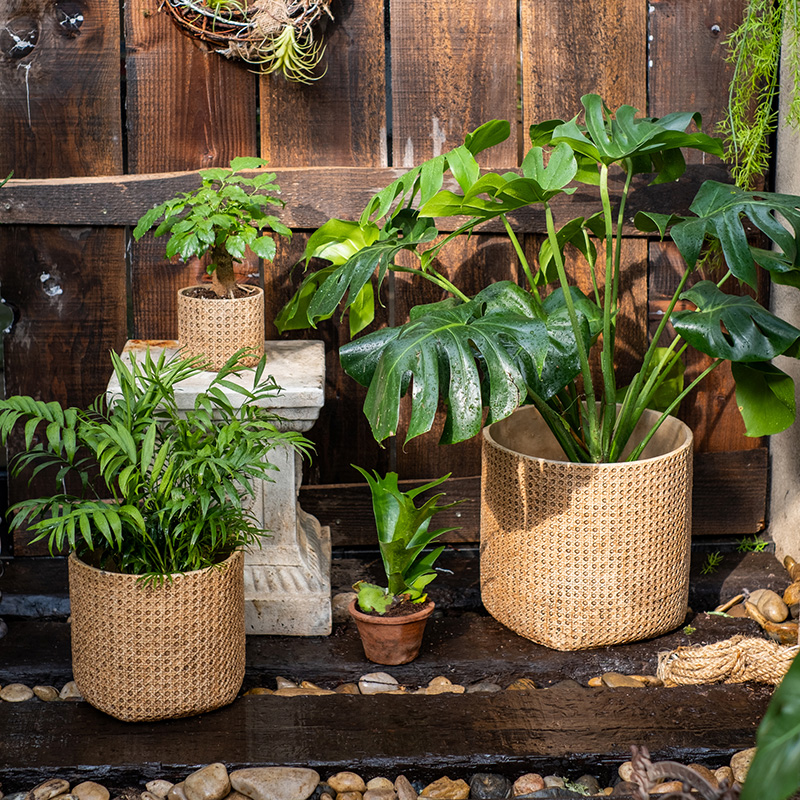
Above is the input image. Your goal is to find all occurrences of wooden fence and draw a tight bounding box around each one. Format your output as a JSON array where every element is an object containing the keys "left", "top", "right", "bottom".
[{"left": 0, "top": 0, "right": 767, "bottom": 554}]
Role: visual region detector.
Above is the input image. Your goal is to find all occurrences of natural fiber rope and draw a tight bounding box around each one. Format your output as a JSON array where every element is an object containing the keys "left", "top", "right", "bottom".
[{"left": 657, "top": 635, "right": 799, "bottom": 686}]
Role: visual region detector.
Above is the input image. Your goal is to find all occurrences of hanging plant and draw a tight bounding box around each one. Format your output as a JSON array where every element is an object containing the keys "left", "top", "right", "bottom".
[
  {"left": 721, "top": 0, "right": 800, "bottom": 188},
  {"left": 162, "top": 0, "right": 334, "bottom": 83}
]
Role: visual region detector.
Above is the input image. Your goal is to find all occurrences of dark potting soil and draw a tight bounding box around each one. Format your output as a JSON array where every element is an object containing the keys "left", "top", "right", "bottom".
[{"left": 182, "top": 284, "right": 257, "bottom": 299}]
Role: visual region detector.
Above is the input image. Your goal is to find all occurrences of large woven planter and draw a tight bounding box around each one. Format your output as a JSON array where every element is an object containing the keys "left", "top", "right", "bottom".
[
  {"left": 480, "top": 405, "right": 693, "bottom": 651},
  {"left": 177, "top": 285, "right": 264, "bottom": 370},
  {"left": 68, "top": 549, "right": 245, "bottom": 721}
]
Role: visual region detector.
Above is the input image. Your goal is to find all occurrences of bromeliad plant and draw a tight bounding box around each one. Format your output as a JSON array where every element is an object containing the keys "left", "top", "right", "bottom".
[
  {"left": 133, "top": 157, "right": 292, "bottom": 299},
  {"left": 353, "top": 467, "right": 459, "bottom": 614},
  {"left": 278, "top": 95, "right": 800, "bottom": 463},
  {"left": 0, "top": 349, "right": 312, "bottom": 583}
]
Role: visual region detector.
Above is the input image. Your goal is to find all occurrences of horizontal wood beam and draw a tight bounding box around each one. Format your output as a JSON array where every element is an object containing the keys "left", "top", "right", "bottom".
[
  {"left": 300, "top": 448, "right": 768, "bottom": 546},
  {"left": 0, "top": 164, "right": 730, "bottom": 233}
]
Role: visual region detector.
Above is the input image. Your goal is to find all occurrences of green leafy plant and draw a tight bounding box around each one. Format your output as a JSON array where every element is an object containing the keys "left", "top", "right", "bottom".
[
  {"left": 700, "top": 552, "right": 725, "bottom": 575},
  {"left": 682, "top": 625, "right": 697, "bottom": 636},
  {"left": 741, "top": 650, "right": 800, "bottom": 800},
  {"left": 737, "top": 534, "right": 770, "bottom": 552},
  {"left": 721, "top": 0, "right": 800, "bottom": 189},
  {"left": 278, "top": 95, "right": 800, "bottom": 463},
  {"left": 133, "top": 157, "right": 291, "bottom": 298},
  {"left": 352, "top": 467, "right": 460, "bottom": 614},
  {"left": 0, "top": 349, "right": 312, "bottom": 583}
]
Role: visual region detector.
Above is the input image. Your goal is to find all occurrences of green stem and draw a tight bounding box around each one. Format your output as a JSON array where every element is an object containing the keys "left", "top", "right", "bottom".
[
  {"left": 545, "top": 202, "right": 600, "bottom": 459},
  {"left": 598, "top": 164, "right": 618, "bottom": 458},
  {"left": 391, "top": 264, "right": 470, "bottom": 303},
  {"left": 502, "top": 214, "right": 540, "bottom": 302}
]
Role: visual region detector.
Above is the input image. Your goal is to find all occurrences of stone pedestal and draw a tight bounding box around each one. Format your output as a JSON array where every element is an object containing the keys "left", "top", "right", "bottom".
[{"left": 111, "top": 339, "right": 330, "bottom": 635}]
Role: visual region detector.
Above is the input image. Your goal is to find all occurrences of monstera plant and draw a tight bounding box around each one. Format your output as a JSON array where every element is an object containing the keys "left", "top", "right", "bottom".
[{"left": 278, "top": 95, "right": 800, "bottom": 464}]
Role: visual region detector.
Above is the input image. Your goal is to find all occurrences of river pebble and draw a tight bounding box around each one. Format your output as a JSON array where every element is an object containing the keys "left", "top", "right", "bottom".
[
  {"left": 32, "top": 686, "right": 60, "bottom": 702},
  {"left": 358, "top": 673, "right": 400, "bottom": 695},
  {"left": 230, "top": 769, "right": 320, "bottom": 800},
  {"left": 393, "top": 776, "right": 416, "bottom": 800},
  {"left": 419, "top": 778, "right": 469, "bottom": 800},
  {"left": 326, "top": 775, "right": 365, "bottom": 795},
  {"left": 511, "top": 775, "right": 544, "bottom": 796},
  {"left": 468, "top": 774, "right": 510, "bottom": 800},
  {"left": 0, "top": 684, "right": 34, "bottom": 702},
  {"left": 730, "top": 747, "right": 757, "bottom": 784},
  {"left": 184, "top": 764, "right": 230, "bottom": 800}
]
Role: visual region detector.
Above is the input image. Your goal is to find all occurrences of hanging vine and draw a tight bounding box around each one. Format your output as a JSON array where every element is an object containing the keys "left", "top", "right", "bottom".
[
  {"left": 720, "top": 0, "right": 800, "bottom": 188},
  {"left": 162, "top": 0, "right": 334, "bottom": 83}
]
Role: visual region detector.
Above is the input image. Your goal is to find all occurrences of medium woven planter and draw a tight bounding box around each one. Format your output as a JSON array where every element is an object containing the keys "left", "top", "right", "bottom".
[
  {"left": 177, "top": 285, "right": 264, "bottom": 370},
  {"left": 68, "top": 549, "right": 245, "bottom": 721},
  {"left": 480, "top": 405, "right": 693, "bottom": 651}
]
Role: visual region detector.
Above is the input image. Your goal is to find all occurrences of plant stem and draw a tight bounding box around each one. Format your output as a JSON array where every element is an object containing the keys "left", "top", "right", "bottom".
[
  {"left": 391, "top": 264, "right": 470, "bottom": 302},
  {"left": 502, "top": 214, "right": 540, "bottom": 302}
]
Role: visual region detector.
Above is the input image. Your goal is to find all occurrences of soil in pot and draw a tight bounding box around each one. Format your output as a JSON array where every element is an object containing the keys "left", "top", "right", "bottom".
[{"left": 349, "top": 599, "right": 435, "bottom": 665}]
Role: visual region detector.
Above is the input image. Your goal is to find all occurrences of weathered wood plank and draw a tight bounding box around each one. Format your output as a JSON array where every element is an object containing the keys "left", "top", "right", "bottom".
[
  {"left": 0, "top": 0, "right": 122, "bottom": 178},
  {"left": 521, "top": 0, "right": 647, "bottom": 130},
  {"left": 0, "top": 226, "right": 127, "bottom": 555},
  {"left": 260, "top": 0, "right": 387, "bottom": 167},
  {"left": 391, "top": 0, "right": 518, "bottom": 168},
  {"left": 0, "top": 164, "right": 732, "bottom": 230},
  {"left": 125, "top": 0, "right": 258, "bottom": 173},
  {"left": 301, "top": 449, "right": 768, "bottom": 544},
  {"left": 649, "top": 0, "right": 745, "bottom": 162}
]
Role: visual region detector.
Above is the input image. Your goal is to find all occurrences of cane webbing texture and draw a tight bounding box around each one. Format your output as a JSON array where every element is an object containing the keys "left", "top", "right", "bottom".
[
  {"left": 68, "top": 550, "right": 245, "bottom": 721},
  {"left": 480, "top": 407, "right": 693, "bottom": 651},
  {"left": 177, "top": 285, "right": 264, "bottom": 370}
]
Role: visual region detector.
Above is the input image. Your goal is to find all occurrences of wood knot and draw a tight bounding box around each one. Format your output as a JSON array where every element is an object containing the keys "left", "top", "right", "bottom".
[
  {"left": 55, "top": 1, "right": 85, "bottom": 37},
  {"left": 0, "top": 16, "right": 39, "bottom": 59}
]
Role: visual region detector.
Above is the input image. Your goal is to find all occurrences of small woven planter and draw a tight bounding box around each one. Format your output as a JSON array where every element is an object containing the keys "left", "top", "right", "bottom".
[
  {"left": 480, "top": 405, "right": 693, "bottom": 651},
  {"left": 177, "top": 285, "right": 264, "bottom": 370},
  {"left": 68, "top": 549, "right": 245, "bottom": 721}
]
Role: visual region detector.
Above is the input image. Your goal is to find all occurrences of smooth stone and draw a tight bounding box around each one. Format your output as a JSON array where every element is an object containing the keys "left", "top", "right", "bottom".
[
  {"left": 610, "top": 784, "right": 637, "bottom": 797},
  {"left": 617, "top": 762, "right": 634, "bottom": 783},
  {"left": 144, "top": 793, "right": 166, "bottom": 800},
  {"left": 230, "top": 769, "right": 320, "bottom": 800},
  {"left": 468, "top": 774, "right": 511, "bottom": 800},
  {"left": 224, "top": 793, "right": 253, "bottom": 800},
  {"left": 73, "top": 784, "right": 110, "bottom": 800},
  {"left": 27, "top": 781, "right": 71, "bottom": 800},
  {"left": 727, "top": 603, "right": 748, "bottom": 618},
  {"left": 365, "top": 781, "right": 393, "bottom": 793},
  {"left": 335, "top": 793, "right": 361, "bottom": 800},
  {"left": 714, "top": 766, "right": 734, "bottom": 786},
  {"left": 688, "top": 764, "right": 717, "bottom": 788},
  {"left": 274, "top": 687, "right": 336, "bottom": 697},
  {"left": 748, "top": 588, "right": 768, "bottom": 606},
  {"left": 59, "top": 681, "right": 83, "bottom": 701},
  {"left": 394, "top": 776, "right": 417, "bottom": 800},
  {"left": 363, "top": 792, "right": 395, "bottom": 800},
  {"left": 731, "top": 747, "right": 757, "bottom": 784},
  {"left": 756, "top": 590, "right": 789, "bottom": 622},
  {"left": 419, "top": 778, "right": 469, "bottom": 800},
  {"left": 587, "top": 677, "right": 603, "bottom": 687},
  {"left": 7, "top": 794, "right": 28, "bottom": 800},
  {"left": 327, "top": 775, "right": 366, "bottom": 794},
  {"left": 506, "top": 678, "right": 537, "bottom": 691},
  {"left": 244, "top": 688, "right": 274, "bottom": 696},
  {"left": 275, "top": 677, "right": 298, "bottom": 690},
  {"left": 168, "top": 785, "right": 188, "bottom": 800},
  {"left": 33, "top": 685, "right": 60, "bottom": 702},
  {"left": 512, "top": 775, "right": 544, "bottom": 796},
  {"left": 332, "top": 592, "right": 358, "bottom": 624},
  {"left": 571, "top": 776, "right": 600, "bottom": 795},
  {"left": 600, "top": 672, "right": 645, "bottom": 688},
  {"left": 784, "top": 581, "right": 800, "bottom": 607},
  {"left": 0, "top": 683, "right": 34, "bottom": 702},
  {"left": 765, "top": 619, "right": 799, "bottom": 645},
  {"left": 466, "top": 681, "right": 502, "bottom": 694},
  {"left": 334, "top": 683, "right": 360, "bottom": 695},
  {"left": 185, "top": 763, "right": 231, "bottom": 800},
  {"left": 358, "top": 673, "right": 400, "bottom": 695},
  {"left": 420, "top": 677, "right": 465, "bottom": 695},
  {"left": 300, "top": 681, "right": 327, "bottom": 691},
  {"left": 630, "top": 675, "right": 663, "bottom": 687},
  {"left": 651, "top": 782, "right": 683, "bottom": 794},
  {"left": 314, "top": 786, "right": 335, "bottom": 800},
  {"left": 542, "top": 779, "right": 564, "bottom": 790},
  {"left": 550, "top": 680, "right": 584, "bottom": 692}
]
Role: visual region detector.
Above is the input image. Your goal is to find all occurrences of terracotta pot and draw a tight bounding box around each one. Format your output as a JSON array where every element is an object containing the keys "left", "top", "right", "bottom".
[
  {"left": 481, "top": 405, "right": 693, "bottom": 651},
  {"left": 68, "top": 550, "right": 245, "bottom": 721},
  {"left": 177, "top": 284, "right": 264, "bottom": 370},
  {"left": 348, "top": 598, "right": 435, "bottom": 665}
]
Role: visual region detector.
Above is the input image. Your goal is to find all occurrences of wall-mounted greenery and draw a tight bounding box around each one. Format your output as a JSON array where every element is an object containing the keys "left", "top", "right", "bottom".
[{"left": 721, "top": 0, "right": 800, "bottom": 188}]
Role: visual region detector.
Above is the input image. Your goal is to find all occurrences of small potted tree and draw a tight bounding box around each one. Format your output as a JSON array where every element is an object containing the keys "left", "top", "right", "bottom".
[
  {"left": 349, "top": 467, "right": 460, "bottom": 665},
  {"left": 0, "top": 348, "right": 312, "bottom": 721},
  {"left": 134, "top": 157, "right": 292, "bottom": 369}
]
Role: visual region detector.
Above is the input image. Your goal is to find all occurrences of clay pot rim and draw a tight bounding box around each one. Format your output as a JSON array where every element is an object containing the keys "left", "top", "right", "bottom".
[
  {"left": 177, "top": 284, "right": 263, "bottom": 300},
  {"left": 348, "top": 597, "right": 435, "bottom": 626}
]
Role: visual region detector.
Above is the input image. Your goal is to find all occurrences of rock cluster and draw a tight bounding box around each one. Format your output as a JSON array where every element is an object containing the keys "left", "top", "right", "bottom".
[
  {"left": 0, "top": 681, "right": 82, "bottom": 703},
  {"left": 0, "top": 749, "right": 758, "bottom": 800}
]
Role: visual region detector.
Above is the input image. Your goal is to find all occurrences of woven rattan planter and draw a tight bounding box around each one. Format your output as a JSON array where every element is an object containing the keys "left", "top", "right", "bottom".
[
  {"left": 68, "top": 549, "right": 245, "bottom": 721},
  {"left": 480, "top": 405, "right": 693, "bottom": 651},
  {"left": 177, "top": 285, "right": 264, "bottom": 370}
]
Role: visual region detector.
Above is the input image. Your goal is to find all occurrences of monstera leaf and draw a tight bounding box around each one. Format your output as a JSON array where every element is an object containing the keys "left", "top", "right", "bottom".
[
  {"left": 671, "top": 281, "right": 800, "bottom": 362},
  {"left": 339, "top": 282, "right": 601, "bottom": 444}
]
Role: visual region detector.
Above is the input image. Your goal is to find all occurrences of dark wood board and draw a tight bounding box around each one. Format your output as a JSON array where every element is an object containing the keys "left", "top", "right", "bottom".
[
  {"left": 390, "top": 0, "right": 518, "bottom": 168},
  {"left": 260, "top": 0, "right": 386, "bottom": 168},
  {"left": 0, "top": 164, "right": 732, "bottom": 230},
  {"left": 0, "top": 0, "right": 122, "bottom": 178},
  {"left": 0, "top": 226, "right": 127, "bottom": 554},
  {"left": 649, "top": 0, "right": 745, "bottom": 162},
  {"left": 521, "top": 0, "right": 647, "bottom": 130},
  {"left": 124, "top": 0, "right": 259, "bottom": 174}
]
